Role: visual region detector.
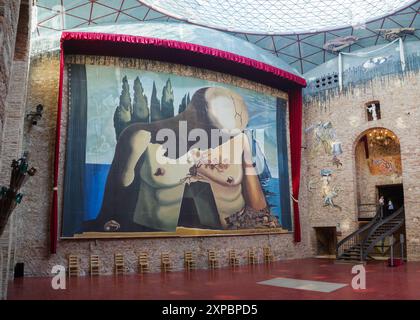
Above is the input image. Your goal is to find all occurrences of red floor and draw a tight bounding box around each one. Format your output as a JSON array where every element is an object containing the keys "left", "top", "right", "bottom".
[{"left": 7, "top": 258, "right": 420, "bottom": 300}]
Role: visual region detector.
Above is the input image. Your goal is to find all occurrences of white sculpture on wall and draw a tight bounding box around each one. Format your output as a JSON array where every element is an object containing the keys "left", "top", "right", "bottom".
[{"left": 367, "top": 103, "right": 378, "bottom": 121}]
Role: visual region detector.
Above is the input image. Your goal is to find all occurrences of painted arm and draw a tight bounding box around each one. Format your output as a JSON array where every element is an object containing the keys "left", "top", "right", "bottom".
[
  {"left": 118, "top": 130, "right": 151, "bottom": 187},
  {"left": 241, "top": 134, "right": 267, "bottom": 210}
]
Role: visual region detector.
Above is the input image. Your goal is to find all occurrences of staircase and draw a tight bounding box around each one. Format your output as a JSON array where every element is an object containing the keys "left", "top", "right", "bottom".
[{"left": 336, "top": 206, "right": 405, "bottom": 262}]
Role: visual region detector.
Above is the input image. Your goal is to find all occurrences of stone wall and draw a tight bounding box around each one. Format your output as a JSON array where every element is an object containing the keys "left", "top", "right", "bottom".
[
  {"left": 16, "top": 54, "right": 311, "bottom": 276},
  {"left": 0, "top": 0, "right": 21, "bottom": 166},
  {"left": 0, "top": 0, "right": 30, "bottom": 299},
  {"left": 0, "top": 0, "right": 29, "bottom": 174},
  {"left": 303, "top": 71, "right": 420, "bottom": 261}
]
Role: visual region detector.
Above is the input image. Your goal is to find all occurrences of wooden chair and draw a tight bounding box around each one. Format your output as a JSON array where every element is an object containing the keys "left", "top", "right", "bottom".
[
  {"left": 114, "top": 253, "right": 125, "bottom": 274},
  {"left": 138, "top": 252, "right": 149, "bottom": 274},
  {"left": 184, "top": 251, "right": 196, "bottom": 271},
  {"left": 161, "top": 253, "right": 172, "bottom": 272},
  {"left": 248, "top": 248, "right": 258, "bottom": 265},
  {"left": 68, "top": 255, "right": 80, "bottom": 277},
  {"left": 208, "top": 250, "right": 219, "bottom": 269},
  {"left": 90, "top": 255, "right": 100, "bottom": 276},
  {"left": 263, "top": 246, "right": 274, "bottom": 263},
  {"left": 228, "top": 249, "right": 239, "bottom": 268}
]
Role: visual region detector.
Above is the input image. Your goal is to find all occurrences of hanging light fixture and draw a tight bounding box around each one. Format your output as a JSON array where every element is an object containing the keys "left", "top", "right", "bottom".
[{"left": 368, "top": 128, "right": 396, "bottom": 147}]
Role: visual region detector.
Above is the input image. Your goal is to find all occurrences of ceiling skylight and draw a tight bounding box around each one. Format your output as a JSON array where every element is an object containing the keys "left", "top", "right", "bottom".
[{"left": 140, "top": 0, "right": 415, "bottom": 34}]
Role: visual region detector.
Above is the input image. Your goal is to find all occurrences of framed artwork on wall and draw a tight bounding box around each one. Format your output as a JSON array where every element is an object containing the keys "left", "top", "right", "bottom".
[{"left": 62, "top": 62, "right": 292, "bottom": 238}]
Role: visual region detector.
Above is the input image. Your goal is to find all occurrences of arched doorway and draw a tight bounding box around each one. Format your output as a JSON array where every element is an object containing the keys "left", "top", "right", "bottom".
[{"left": 354, "top": 127, "right": 406, "bottom": 259}]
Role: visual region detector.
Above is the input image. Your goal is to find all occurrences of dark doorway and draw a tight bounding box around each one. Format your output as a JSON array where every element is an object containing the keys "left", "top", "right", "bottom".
[
  {"left": 377, "top": 184, "right": 404, "bottom": 218},
  {"left": 177, "top": 182, "right": 222, "bottom": 229},
  {"left": 314, "top": 227, "right": 337, "bottom": 256}
]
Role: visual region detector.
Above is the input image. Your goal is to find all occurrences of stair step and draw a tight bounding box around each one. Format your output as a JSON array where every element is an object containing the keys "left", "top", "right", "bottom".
[
  {"left": 340, "top": 261, "right": 361, "bottom": 264},
  {"left": 336, "top": 212, "right": 404, "bottom": 263},
  {"left": 335, "top": 261, "right": 355, "bottom": 264},
  {"left": 341, "top": 254, "right": 360, "bottom": 257},
  {"left": 342, "top": 254, "right": 361, "bottom": 258},
  {"left": 335, "top": 259, "right": 366, "bottom": 265}
]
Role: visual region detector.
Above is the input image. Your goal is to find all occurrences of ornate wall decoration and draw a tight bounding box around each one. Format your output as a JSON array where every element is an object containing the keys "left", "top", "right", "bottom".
[
  {"left": 307, "top": 169, "right": 342, "bottom": 211},
  {"left": 320, "top": 169, "right": 342, "bottom": 211},
  {"left": 368, "top": 155, "right": 402, "bottom": 176},
  {"left": 305, "top": 121, "right": 343, "bottom": 161}
]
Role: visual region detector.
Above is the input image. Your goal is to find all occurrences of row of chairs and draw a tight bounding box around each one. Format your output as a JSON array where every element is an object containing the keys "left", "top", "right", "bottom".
[{"left": 67, "top": 247, "right": 274, "bottom": 276}]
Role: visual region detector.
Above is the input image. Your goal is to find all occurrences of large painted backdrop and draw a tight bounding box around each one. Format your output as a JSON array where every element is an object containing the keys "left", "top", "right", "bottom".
[{"left": 62, "top": 63, "right": 291, "bottom": 237}]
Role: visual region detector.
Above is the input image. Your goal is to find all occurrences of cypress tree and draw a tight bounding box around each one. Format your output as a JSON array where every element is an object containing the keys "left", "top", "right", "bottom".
[
  {"left": 187, "top": 92, "right": 191, "bottom": 106},
  {"left": 178, "top": 94, "right": 188, "bottom": 114},
  {"left": 113, "top": 75, "right": 132, "bottom": 140},
  {"left": 150, "top": 81, "right": 162, "bottom": 122},
  {"left": 132, "top": 76, "right": 149, "bottom": 123},
  {"left": 161, "top": 78, "right": 174, "bottom": 119}
]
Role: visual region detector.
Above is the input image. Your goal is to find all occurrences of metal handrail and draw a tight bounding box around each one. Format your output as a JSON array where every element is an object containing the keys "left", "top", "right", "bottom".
[
  {"left": 361, "top": 206, "right": 405, "bottom": 260},
  {"left": 336, "top": 206, "right": 381, "bottom": 260}
]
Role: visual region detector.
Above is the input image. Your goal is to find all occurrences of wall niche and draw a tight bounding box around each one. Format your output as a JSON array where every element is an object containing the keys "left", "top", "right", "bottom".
[{"left": 365, "top": 100, "right": 381, "bottom": 121}]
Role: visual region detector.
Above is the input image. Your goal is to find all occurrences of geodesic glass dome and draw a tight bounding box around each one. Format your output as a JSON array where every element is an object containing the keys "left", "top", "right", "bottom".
[
  {"left": 139, "top": 0, "right": 415, "bottom": 34},
  {"left": 32, "top": 1, "right": 420, "bottom": 73}
]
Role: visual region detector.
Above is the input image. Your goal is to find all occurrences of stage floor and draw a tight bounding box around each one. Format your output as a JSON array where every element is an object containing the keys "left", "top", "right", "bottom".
[{"left": 7, "top": 258, "right": 420, "bottom": 300}]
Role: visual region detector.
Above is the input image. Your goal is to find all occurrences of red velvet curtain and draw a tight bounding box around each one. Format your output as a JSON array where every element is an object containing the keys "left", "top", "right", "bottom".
[
  {"left": 59, "top": 32, "right": 306, "bottom": 87},
  {"left": 288, "top": 87, "right": 303, "bottom": 242},
  {"left": 50, "top": 40, "right": 64, "bottom": 254}
]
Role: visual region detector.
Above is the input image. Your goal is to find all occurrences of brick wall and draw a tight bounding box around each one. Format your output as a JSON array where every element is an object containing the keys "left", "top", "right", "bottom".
[
  {"left": 0, "top": 60, "right": 29, "bottom": 181},
  {"left": 0, "top": 0, "right": 21, "bottom": 166},
  {"left": 0, "top": 0, "right": 30, "bottom": 299},
  {"left": 13, "top": 1, "right": 29, "bottom": 61},
  {"left": 303, "top": 71, "right": 420, "bottom": 261}
]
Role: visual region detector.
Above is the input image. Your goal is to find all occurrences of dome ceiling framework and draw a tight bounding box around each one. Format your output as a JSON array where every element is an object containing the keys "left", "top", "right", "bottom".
[{"left": 33, "top": 0, "right": 420, "bottom": 73}]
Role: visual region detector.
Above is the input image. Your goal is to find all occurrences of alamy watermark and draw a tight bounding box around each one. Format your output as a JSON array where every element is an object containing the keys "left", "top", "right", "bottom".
[
  {"left": 51, "top": 265, "right": 66, "bottom": 290},
  {"left": 149, "top": 124, "right": 266, "bottom": 176},
  {"left": 351, "top": 264, "right": 366, "bottom": 290}
]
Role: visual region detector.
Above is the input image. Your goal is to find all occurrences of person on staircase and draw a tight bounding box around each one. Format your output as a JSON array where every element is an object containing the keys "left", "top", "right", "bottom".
[
  {"left": 387, "top": 199, "right": 394, "bottom": 217},
  {"left": 378, "top": 195, "right": 385, "bottom": 220},
  {"left": 378, "top": 195, "right": 386, "bottom": 252}
]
